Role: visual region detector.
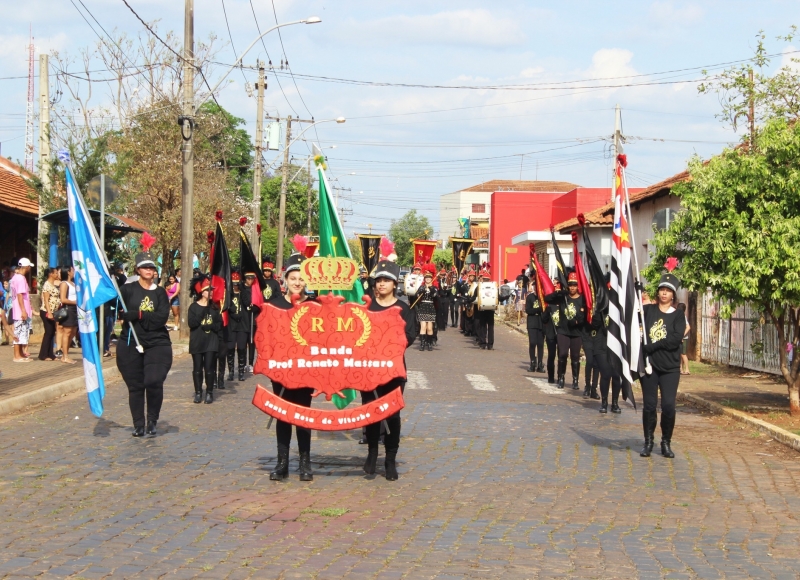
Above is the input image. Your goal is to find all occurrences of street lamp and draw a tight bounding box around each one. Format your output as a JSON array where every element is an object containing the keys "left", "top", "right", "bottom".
[{"left": 275, "top": 117, "right": 345, "bottom": 271}]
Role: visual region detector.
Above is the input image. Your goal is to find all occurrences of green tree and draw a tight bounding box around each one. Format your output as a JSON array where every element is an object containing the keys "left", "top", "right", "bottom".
[
  {"left": 388, "top": 210, "right": 432, "bottom": 267},
  {"left": 347, "top": 238, "right": 362, "bottom": 264},
  {"left": 433, "top": 249, "right": 453, "bottom": 269},
  {"left": 260, "top": 164, "right": 318, "bottom": 237},
  {"left": 644, "top": 118, "right": 800, "bottom": 414},
  {"left": 197, "top": 101, "right": 253, "bottom": 199}
]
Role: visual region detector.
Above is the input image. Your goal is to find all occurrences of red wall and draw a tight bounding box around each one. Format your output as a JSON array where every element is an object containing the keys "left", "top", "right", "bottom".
[
  {"left": 489, "top": 187, "right": 644, "bottom": 284},
  {"left": 489, "top": 191, "right": 564, "bottom": 283}
]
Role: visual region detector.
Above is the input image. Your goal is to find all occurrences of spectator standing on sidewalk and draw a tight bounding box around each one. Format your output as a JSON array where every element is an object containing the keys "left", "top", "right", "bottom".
[
  {"left": 513, "top": 279, "right": 527, "bottom": 325},
  {"left": 1, "top": 280, "right": 14, "bottom": 345},
  {"left": 11, "top": 258, "right": 33, "bottom": 363},
  {"left": 166, "top": 274, "right": 180, "bottom": 331},
  {"left": 59, "top": 266, "right": 79, "bottom": 365},
  {"left": 38, "top": 268, "right": 60, "bottom": 361}
]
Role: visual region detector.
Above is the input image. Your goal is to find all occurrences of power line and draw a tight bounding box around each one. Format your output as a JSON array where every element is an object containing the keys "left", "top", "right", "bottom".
[
  {"left": 248, "top": 0, "right": 296, "bottom": 116},
  {"left": 220, "top": 0, "right": 248, "bottom": 83}
]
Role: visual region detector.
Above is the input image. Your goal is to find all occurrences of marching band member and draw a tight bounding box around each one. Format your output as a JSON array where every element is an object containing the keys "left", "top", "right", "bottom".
[
  {"left": 435, "top": 269, "right": 450, "bottom": 332},
  {"left": 116, "top": 243, "right": 172, "bottom": 437},
  {"left": 472, "top": 268, "right": 495, "bottom": 350},
  {"left": 241, "top": 270, "right": 262, "bottom": 377},
  {"left": 541, "top": 278, "right": 561, "bottom": 384},
  {"left": 261, "top": 260, "right": 282, "bottom": 301},
  {"left": 640, "top": 273, "right": 686, "bottom": 459},
  {"left": 269, "top": 252, "right": 316, "bottom": 482},
  {"left": 555, "top": 271, "right": 585, "bottom": 389},
  {"left": 449, "top": 268, "right": 461, "bottom": 328},
  {"left": 226, "top": 272, "right": 249, "bottom": 382},
  {"left": 362, "top": 258, "right": 417, "bottom": 480},
  {"left": 461, "top": 269, "right": 477, "bottom": 337},
  {"left": 188, "top": 275, "right": 222, "bottom": 404},
  {"left": 413, "top": 268, "right": 438, "bottom": 351},
  {"left": 524, "top": 281, "right": 545, "bottom": 372}
]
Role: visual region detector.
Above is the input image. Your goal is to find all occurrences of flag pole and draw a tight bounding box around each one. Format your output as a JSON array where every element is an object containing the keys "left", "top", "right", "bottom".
[
  {"left": 618, "top": 159, "right": 652, "bottom": 375},
  {"left": 66, "top": 165, "right": 144, "bottom": 353}
]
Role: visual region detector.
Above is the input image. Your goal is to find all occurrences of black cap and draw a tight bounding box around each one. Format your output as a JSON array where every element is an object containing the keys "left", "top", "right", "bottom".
[
  {"left": 371, "top": 260, "right": 400, "bottom": 282},
  {"left": 658, "top": 272, "right": 680, "bottom": 293},
  {"left": 135, "top": 251, "right": 157, "bottom": 269},
  {"left": 284, "top": 253, "right": 306, "bottom": 274}
]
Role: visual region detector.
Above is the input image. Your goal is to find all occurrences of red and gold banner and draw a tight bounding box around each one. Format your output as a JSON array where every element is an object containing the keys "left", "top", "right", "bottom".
[
  {"left": 412, "top": 239, "right": 438, "bottom": 265},
  {"left": 250, "top": 293, "right": 408, "bottom": 429}
]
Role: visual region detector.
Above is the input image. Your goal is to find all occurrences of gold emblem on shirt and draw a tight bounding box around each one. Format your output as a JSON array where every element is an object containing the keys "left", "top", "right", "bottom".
[
  {"left": 263, "top": 286, "right": 272, "bottom": 300},
  {"left": 552, "top": 310, "right": 560, "bottom": 326},
  {"left": 533, "top": 299, "right": 540, "bottom": 309},
  {"left": 649, "top": 318, "right": 667, "bottom": 343},
  {"left": 565, "top": 301, "right": 577, "bottom": 320},
  {"left": 139, "top": 296, "right": 154, "bottom": 312},
  {"left": 202, "top": 313, "right": 213, "bottom": 333},
  {"left": 232, "top": 296, "right": 240, "bottom": 311}
]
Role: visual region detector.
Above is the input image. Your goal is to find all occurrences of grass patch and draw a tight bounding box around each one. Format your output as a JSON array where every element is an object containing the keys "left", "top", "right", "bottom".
[
  {"left": 226, "top": 515, "right": 242, "bottom": 524},
  {"left": 302, "top": 507, "right": 349, "bottom": 518},
  {"left": 721, "top": 399, "right": 745, "bottom": 410}
]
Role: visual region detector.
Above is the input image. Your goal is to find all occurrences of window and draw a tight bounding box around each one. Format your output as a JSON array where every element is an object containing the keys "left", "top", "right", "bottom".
[{"left": 472, "top": 203, "right": 486, "bottom": 213}]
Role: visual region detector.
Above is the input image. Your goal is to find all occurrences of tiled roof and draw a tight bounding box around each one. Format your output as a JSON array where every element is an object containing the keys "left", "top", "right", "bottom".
[
  {"left": 554, "top": 170, "right": 690, "bottom": 232},
  {"left": 0, "top": 156, "right": 38, "bottom": 217},
  {"left": 457, "top": 179, "right": 580, "bottom": 193}
]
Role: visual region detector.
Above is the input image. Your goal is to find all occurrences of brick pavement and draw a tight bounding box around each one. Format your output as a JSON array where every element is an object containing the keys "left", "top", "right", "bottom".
[{"left": 1, "top": 322, "right": 800, "bottom": 578}]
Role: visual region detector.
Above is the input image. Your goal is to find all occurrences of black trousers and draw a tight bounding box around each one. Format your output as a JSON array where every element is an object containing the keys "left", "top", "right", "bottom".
[
  {"left": 117, "top": 342, "right": 172, "bottom": 428},
  {"left": 464, "top": 312, "right": 474, "bottom": 336},
  {"left": 583, "top": 331, "right": 603, "bottom": 387},
  {"left": 217, "top": 341, "right": 228, "bottom": 378},
  {"left": 594, "top": 349, "right": 621, "bottom": 400},
  {"left": 227, "top": 330, "right": 248, "bottom": 369},
  {"left": 556, "top": 334, "right": 582, "bottom": 373},
  {"left": 192, "top": 351, "right": 216, "bottom": 375},
  {"left": 641, "top": 369, "right": 680, "bottom": 441},
  {"left": 437, "top": 300, "right": 449, "bottom": 329},
  {"left": 38, "top": 311, "right": 56, "bottom": 360},
  {"left": 546, "top": 336, "right": 557, "bottom": 377},
  {"left": 361, "top": 379, "right": 404, "bottom": 451},
  {"left": 528, "top": 328, "right": 544, "bottom": 363},
  {"left": 450, "top": 300, "right": 459, "bottom": 326},
  {"left": 475, "top": 311, "right": 494, "bottom": 347},
  {"left": 273, "top": 383, "right": 313, "bottom": 453}
]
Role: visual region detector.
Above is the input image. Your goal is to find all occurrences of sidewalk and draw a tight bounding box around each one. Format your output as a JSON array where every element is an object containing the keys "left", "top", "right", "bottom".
[{"left": 0, "top": 330, "right": 188, "bottom": 416}]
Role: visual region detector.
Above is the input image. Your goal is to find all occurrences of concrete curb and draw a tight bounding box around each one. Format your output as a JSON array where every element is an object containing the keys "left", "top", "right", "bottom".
[
  {"left": 0, "top": 344, "right": 190, "bottom": 417},
  {"left": 678, "top": 391, "right": 800, "bottom": 453},
  {"left": 502, "top": 319, "right": 528, "bottom": 336},
  {"left": 502, "top": 318, "right": 800, "bottom": 453}
]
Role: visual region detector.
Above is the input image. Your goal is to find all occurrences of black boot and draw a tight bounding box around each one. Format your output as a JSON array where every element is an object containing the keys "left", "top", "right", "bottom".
[
  {"left": 132, "top": 426, "right": 145, "bottom": 437},
  {"left": 583, "top": 384, "right": 591, "bottom": 398},
  {"left": 217, "top": 361, "right": 226, "bottom": 390},
  {"left": 298, "top": 451, "right": 314, "bottom": 481},
  {"left": 611, "top": 401, "right": 622, "bottom": 414},
  {"left": 364, "top": 444, "right": 379, "bottom": 475},
  {"left": 384, "top": 449, "right": 399, "bottom": 481},
  {"left": 640, "top": 410, "right": 656, "bottom": 457},
  {"left": 238, "top": 362, "right": 245, "bottom": 382},
  {"left": 590, "top": 386, "right": 601, "bottom": 400},
  {"left": 270, "top": 445, "right": 290, "bottom": 480},
  {"left": 427, "top": 335, "right": 434, "bottom": 351},
  {"left": 557, "top": 374, "right": 565, "bottom": 388},
  {"left": 571, "top": 362, "right": 581, "bottom": 390},
  {"left": 146, "top": 420, "right": 157, "bottom": 436},
  {"left": 547, "top": 364, "right": 555, "bottom": 384},
  {"left": 537, "top": 361, "right": 545, "bottom": 373},
  {"left": 204, "top": 369, "right": 215, "bottom": 404},
  {"left": 528, "top": 357, "right": 536, "bottom": 372},
  {"left": 192, "top": 371, "right": 203, "bottom": 404},
  {"left": 227, "top": 351, "right": 235, "bottom": 381},
  {"left": 661, "top": 440, "right": 675, "bottom": 458},
  {"left": 599, "top": 397, "right": 608, "bottom": 413},
  {"left": 557, "top": 359, "right": 566, "bottom": 388},
  {"left": 419, "top": 335, "right": 425, "bottom": 351}
]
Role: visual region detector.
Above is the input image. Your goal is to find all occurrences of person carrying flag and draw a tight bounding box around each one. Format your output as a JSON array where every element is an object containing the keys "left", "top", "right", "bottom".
[
  {"left": 555, "top": 271, "right": 586, "bottom": 389},
  {"left": 188, "top": 275, "right": 222, "bottom": 404},
  {"left": 241, "top": 271, "right": 262, "bottom": 379},
  {"left": 524, "top": 281, "right": 545, "bottom": 373},
  {"left": 117, "top": 239, "right": 172, "bottom": 437},
  {"left": 541, "top": 279, "right": 561, "bottom": 384},
  {"left": 226, "top": 271, "right": 249, "bottom": 382},
  {"left": 640, "top": 273, "right": 686, "bottom": 459}
]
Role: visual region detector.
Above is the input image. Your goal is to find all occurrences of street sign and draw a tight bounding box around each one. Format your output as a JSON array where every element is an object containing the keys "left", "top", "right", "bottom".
[{"left": 86, "top": 175, "right": 119, "bottom": 207}]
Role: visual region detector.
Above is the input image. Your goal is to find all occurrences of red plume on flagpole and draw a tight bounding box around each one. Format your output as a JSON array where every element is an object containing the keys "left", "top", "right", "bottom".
[
  {"left": 256, "top": 223, "right": 262, "bottom": 235},
  {"left": 291, "top": 234, "right": 308, "bottom": 255},
  {"left": 665, "top": 257, "right": 679, "bottom": 272},
  {"left": 617, "top": 154, "right": 628, "bottom": 168},
  {"left": 215, "top": 210, "right": 223, "bottom": 222},
  {"left": 140, "top": 232, "right": 156, "bottom": 252},
  {"left": 239, "top": 216, "right": 248, "bottom": 227},
  {"left": 207, "top": 230, "right": 215, "bottom": 245},
  {"left": 379, "top": 236, "right": 395, "bottom": 260},
  {"left": 577, "top": 213, "right": 586, "bottom": 227}
]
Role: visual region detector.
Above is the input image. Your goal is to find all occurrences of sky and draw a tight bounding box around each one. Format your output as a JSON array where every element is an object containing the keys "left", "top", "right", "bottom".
[{"left": 1, "top": 0, "right": 798, "bottom": 237}]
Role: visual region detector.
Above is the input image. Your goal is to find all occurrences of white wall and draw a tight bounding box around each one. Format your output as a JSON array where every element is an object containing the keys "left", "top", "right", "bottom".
[{"left": 439, "top": 190, "right": 492, "bottom": 239}]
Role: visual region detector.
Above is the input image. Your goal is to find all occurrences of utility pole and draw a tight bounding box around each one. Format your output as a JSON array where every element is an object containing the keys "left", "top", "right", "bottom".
[
  {"left": 38, "top": 53, "right": 50, "bottom": 274},
  {"left": 612, "top": 104, "right": 622, "bottom": 201},
  {"left": 306, "top": 156, "right": 313, "bottom": 236},
  {"left": 275, "top": 115, "right": 292, "bottom": 272},
  {"left": 252, "top": 61, "right": 265, "bottom": 243},
  {"left": 178, "top": 0, "right": 195, "bottom": 339}
]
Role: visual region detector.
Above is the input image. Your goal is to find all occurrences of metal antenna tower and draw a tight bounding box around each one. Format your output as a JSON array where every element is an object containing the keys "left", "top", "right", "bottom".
[{"left": 24, "top": 28, "right": 35, "bottom": 172}]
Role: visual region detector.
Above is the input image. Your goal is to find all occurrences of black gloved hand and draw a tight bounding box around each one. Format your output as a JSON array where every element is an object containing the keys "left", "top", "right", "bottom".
[
  {"left": 122, "top": 309, "right": 139, "bottom": 322},
  {"left": 634, "top": 281, "right": 645, "bottom": 293}
]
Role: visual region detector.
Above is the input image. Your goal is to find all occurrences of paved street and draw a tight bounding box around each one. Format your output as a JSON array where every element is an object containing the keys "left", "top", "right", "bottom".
[{"left": 2, "top": 323, "right": 800, "bottom": 579}]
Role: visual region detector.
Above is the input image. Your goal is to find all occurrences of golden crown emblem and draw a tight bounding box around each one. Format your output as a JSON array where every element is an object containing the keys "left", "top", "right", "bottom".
[{"left": 300, "top": 257, "right": 360, "bottom": 290}]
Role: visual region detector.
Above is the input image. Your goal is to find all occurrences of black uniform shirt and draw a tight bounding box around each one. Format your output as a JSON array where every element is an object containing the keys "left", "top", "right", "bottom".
[
  {"left": 368, "top": 297, "right": 417, "bottom": 349},
  {"left": 188, "top": 302, "right": 222, "bottom": 354},
  {"left": 557, "top": 293, "right": 586, "bottom": 338},
  {"left": 642, "top": 304, "right": 686, "bottom": 373},
  {"left": 524, "top": 293, "right": 544, "bottom": 331},
  {"left": 120, "top": 281, "right": 171, "bottom": 349},
  {"left": 228, "top": 292, "right": 249, "bottom": 333},
  {"left": 262, "top": 278, "right": 282, "bottom": 302}
]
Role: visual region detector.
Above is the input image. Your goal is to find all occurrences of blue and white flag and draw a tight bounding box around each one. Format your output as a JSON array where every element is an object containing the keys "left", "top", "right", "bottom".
[{"left": 65, "top": 166, "right": 118, "bottom": 417}]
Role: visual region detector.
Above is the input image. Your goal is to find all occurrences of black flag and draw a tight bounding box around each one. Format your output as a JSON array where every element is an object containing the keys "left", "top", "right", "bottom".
[
  {"left": 580, "top": 221, "right": 609, "bottom": 321},
  {"left": 209, "top": 218, "right": 232, "bottom": 315},
  {"left": 357, "top": 234, "right": 382, "bottom": 274},
  {"left": 239, "top": 227, "right": 267, "bottom": 291},
  {"left": 450, "top": 238, "right": 474, "bottom": 273},
  {"left": 549, "top": 227, "right": 568, "bottom": 290}
]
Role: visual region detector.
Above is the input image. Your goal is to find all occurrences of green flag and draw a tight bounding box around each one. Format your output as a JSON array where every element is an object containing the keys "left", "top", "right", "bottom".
[{"left": 316, "top": 156, "right": 363, "bottom": 409}]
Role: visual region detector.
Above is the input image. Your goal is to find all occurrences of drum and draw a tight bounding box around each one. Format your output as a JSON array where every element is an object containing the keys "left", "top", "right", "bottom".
[
  {"left": 476, "top": 281, "right": 498, "bottom": 311},
  {"left": 404, "top": 273, "right": 422, "bottom": 296}
]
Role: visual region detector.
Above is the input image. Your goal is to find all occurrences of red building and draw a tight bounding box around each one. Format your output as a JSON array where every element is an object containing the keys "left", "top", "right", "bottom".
[{"left": 489, "top": 187, "right": 643, "bottom": 283}]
